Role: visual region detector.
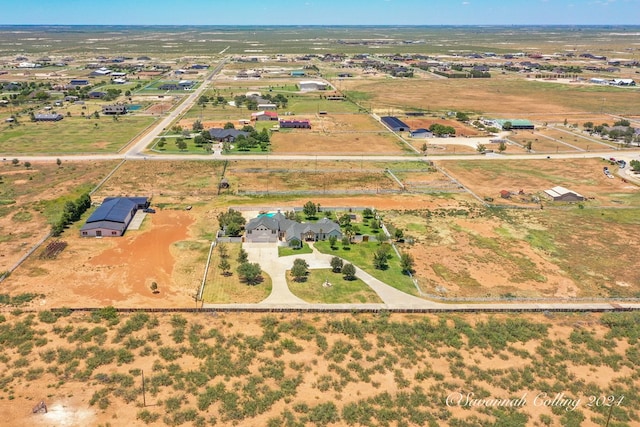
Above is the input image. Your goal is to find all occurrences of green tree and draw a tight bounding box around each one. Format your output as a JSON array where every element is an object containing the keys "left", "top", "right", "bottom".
[
  {"left": 330, "top": 257, "right": 343, "bottom": 273},
  {"left": 193, "top": 134, "right": 205, "bottom": 146},
  {"left": 218, "top": 243, "right": 228, "bottom": 259},
  {"left": 394, "top": 228, "right": 404, "bottom": 241},
  {"left": 524, "top": 140, "right": 533, "bottom": 152},
  {"left": 362, "top": 208, "right": 374, "bottom": 219},
  {"left": 476, "top": 143, "right": 486, "bottom": 153},
  {"left": 237, "top": 248, "right": 249, "bottom": 264},
  {"left": 237, "top": 262, "right": 262, "bottom": 285},
  {"left": 341, "top": 263, "right": 356, "bottom": 280},
  {"left": 218, "top": 258, "right": 231, "bottom": 276},
  {"left": 373, "top": 247, "right": 389, "bottom": 270},
  {"left": 192, "top": 119, "right": 204, "bottom": 131},
  {"left": 150, "top": 282, "right": 159, "bottom": 293},
  {"left": 400, "top": 253, "right": 415, "bottom": 274},
  {"left": 24, "top": 161, "right": 31, "bottom": 169},
  {"left": 583, "top": 121, "right": 594, "bottom": 130},
  {"left": 502, "top": 121, "right": 512, "bottom": 130},
  {"left": 630, "top": 160, "right": 640, "bottom": 172},
  {"left": 456, "top": 111, "right": 469, "bottom": 121},
  {"left": 328, "top": 235, "right": 337, "bottom": 249},
  {"left": 291, "top": 259, "right": 309, "bottom": 282},
  {"left": 498, "top": 141, "right": 507, "bottom": 153},
  {"left": 223, "top": 122, "right": 235, "bottom": 129},
  {"left": 56, "top": 158, "right": 62, "bottom": 167},
  {"left": 176, "top": 139, "right": 187, "bottom": 151},
  {"left": 303, "top": 201, "right": 318, "bottom": 219},
  {"left": 341, "top": 236, "right": 350, "bottom": 249}
]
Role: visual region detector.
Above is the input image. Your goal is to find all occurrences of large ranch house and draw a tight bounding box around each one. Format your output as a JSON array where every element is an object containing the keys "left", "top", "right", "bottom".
[{"left": 245, "top": 212, "right": 341, "bottom": 246}]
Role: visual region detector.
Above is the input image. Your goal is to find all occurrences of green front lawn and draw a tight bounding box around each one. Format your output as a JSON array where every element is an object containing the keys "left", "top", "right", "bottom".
[
  {"left": 278, "top": 243, "right": 313, "bottom": 257},
  {"left": 287, "top": 268, "right": 382, "bottom": 303},
  {"left": 314, "top": 240, "right": 417, "bottom": 296}
]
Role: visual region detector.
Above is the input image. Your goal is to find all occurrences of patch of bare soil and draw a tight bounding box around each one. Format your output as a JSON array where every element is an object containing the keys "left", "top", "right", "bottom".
[{"left": 6, "top": 209, "right": 197, "bottom": 308}]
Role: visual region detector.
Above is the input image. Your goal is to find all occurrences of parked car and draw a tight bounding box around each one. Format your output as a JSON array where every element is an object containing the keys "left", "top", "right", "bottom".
[{"left": 143, "top": 208, "right": 156, "bottom": 213}]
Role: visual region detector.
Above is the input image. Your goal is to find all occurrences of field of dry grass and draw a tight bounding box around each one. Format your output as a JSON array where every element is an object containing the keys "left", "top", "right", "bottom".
[{"left": 0, "top": 309, "right": 638, "bottom": 427}]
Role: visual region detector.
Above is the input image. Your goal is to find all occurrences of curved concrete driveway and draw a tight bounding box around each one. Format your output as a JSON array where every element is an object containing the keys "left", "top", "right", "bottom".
[{"left": 242, "top": 242, "right": 438, "bottom": 307}]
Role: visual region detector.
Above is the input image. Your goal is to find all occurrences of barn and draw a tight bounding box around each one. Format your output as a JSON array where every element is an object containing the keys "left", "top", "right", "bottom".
[
  {"left": 544, "top": 186, "right": 585, "bottom": 202},
  {"left": 80, "top": 197, "right": 149, "bottom": 237},
  {"left": 381, "top": 116, "right": 410, "bottom": 132}
]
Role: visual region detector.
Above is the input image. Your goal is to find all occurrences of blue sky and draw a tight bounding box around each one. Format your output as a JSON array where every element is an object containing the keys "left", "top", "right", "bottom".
[{"left": 1, "top": 0, "right": 638, "bottom": 25}]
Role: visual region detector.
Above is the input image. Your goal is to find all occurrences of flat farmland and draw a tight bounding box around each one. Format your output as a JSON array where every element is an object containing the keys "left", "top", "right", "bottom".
[
  {"left": 342, "top": 76, "right": 640, "bottom": 116},
  {"left": 532, "top": 128, "right": 614, "bottom": 151},
  {"left": 0, "top": 160, "right": 120, "bottom": 272},
  {"left": 387, "top": 203, "right": 640, "bottom": 298},
  {"left": 317, "top": 113, "right": 385, "bottom": 132},
  {"left": 0, "top": 116, "right": 156, "bottom": 154},
  {"left": 440, "top": 158, "right": 640, "bottom": 207},
  {"left": 226, "top": 167, "right": 399, "bottom": 194},
  {"left": 95, "top": 160, "right": 225, "bottom": 202},
  {"left": 270, "top": 129, "right": 408, "bottom": 155},
  {"left": 508, "top": 132, "right": 580, "bottom": 153}
]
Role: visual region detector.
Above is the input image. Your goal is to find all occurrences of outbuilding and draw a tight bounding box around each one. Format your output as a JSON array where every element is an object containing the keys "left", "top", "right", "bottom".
[
  {"left": 80, "top": 197, "right": 149, "bottom": 237},
  {"left": 544, "top": 186, "right": 585, "bottom": 202},
  {"left": 381, "top": 116, "right": 410, "bottom": 132}
]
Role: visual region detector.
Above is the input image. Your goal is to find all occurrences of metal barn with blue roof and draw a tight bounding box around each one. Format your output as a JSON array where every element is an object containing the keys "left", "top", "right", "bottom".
[
  {"left": 381, "top": 116, "right": 411, "bottom": 132},
  {"left": 80, "top": 197, "right": 149, "bottom": 237}
]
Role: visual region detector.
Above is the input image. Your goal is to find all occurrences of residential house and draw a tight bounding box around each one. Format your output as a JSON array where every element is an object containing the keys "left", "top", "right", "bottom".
[
  {"left": 208, "top": 128, "right": 250, "bottom": 142},
  {"left": 102, "top": 105, "right": 128, "bottom": 115},
  {"left": 244, "top": 212, "right": 342, "bottom": 245},
  {"left": 69, "top": 79, "right": 90, "bottom": 86},
  {"left": 410, "top": 128, "right": 433, "bottom": 138},
  {"left": 34, "top": 113, "right": 63, "bottom": 122}
]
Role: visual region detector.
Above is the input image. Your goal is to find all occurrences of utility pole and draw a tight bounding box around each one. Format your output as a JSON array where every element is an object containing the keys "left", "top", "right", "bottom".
[{"left": 141, "top": 370, "right": 146, "bottom": 407}]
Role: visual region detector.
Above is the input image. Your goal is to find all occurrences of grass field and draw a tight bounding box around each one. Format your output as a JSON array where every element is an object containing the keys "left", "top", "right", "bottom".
[
  {"left": 287, "top": 267, "right": 382, "bottom": 303},
  {"left": 201, "top": 243, "right": 272, "bottom": 303},
  {"left": 0, "top": 116, "right": 156, "bottom": 154},
  {"left": 314, "top": 240, "right": 417, "bottom": 296}
]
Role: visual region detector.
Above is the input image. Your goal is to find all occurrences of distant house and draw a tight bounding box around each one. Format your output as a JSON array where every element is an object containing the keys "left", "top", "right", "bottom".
[
  {"left": 257, "top": 103, "right": 277, "bottom": 110},
  {"left": 500, "top": 190, "right": 511, "bottom": 199},
  {"left": 90, "top": 68, "right": 111, "bottom": 76},
  {"left": 88, "top": 91, "right": 106, "bottom": 99},
  {"left": 245, "top": 212, "right": 341, "bottom": 244},
  {"left": 80, "top": 197, "right": 149, "bottom": 237},
  {"left": 279, "top": 119, "right": 311, "bottom": 129},
  {"left": 544, "top": 186, "right": 585, "bottom": 202},
  {"left": 159, "top": 83, "right": 179, "bottom": 90},
  {"left": 178, "top": 80, "right": 194, "bottom": 89},
  {"left": 290, "top": 70, "right": 306, "bottom": 77},
  {"left": 102, "top": 105, "right": 128, "bottom": 115},
  {"left": 337, "top": 72, "right": 353, "bottom": 78},
  {"left": 190, "top": 64, "right": 209, "bottom": 69},
  {"left": 64, "top": 95, "right": 79, "bottom": 102},
  {"left": 381, "top": 116, "right": 410, "bottom": 132},
  {"left": 611, "top": 78, "right": 636, "bottom": 86},
  {"left": 208, "top": 128, "right": 250, "bottom": 142},
  {"left": 69, "top": 79, "right": 90, "bottom": 86},
  {"left": 34, "top": 113, "right": 63, "bottom": 122},
  {"left": 299, "top": 80, "right": 328, "bottom": 91},
  {"left": 410, "top": 128, "right": 432, "bottom": 138},
  {"left": 489, "top": 119, "right": 535, "bottom": 130},
  {"left": 251, "top": 111, "right": 278, "bottom": 121}
]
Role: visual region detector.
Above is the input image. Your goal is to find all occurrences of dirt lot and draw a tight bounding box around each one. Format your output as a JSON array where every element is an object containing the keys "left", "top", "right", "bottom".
[
  {"left": 5, "top": 209, "right": 200, "bottom": 308},
  {"left": 271, "top": 130, "right": 406, "bottom": 154},
  {"left": 439, "top": 157, "right": 640, "bottom": 207},
  {"left": 0, "top": 310, "right": 637, "bottom": 427},
  {"left": 0, "top": 161, "right": 120, "bottom": 272}
]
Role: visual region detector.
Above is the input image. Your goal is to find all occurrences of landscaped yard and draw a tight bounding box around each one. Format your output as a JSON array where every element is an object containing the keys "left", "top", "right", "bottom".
[
  {"left": 314, "top": 240, "right": 417, "bottom": 296},
  {"left": 202, "top": 242, "right": 272, "bottom": 303},
  {"left": 287, "top": 267, "right": 382, "bottom": 303}
]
